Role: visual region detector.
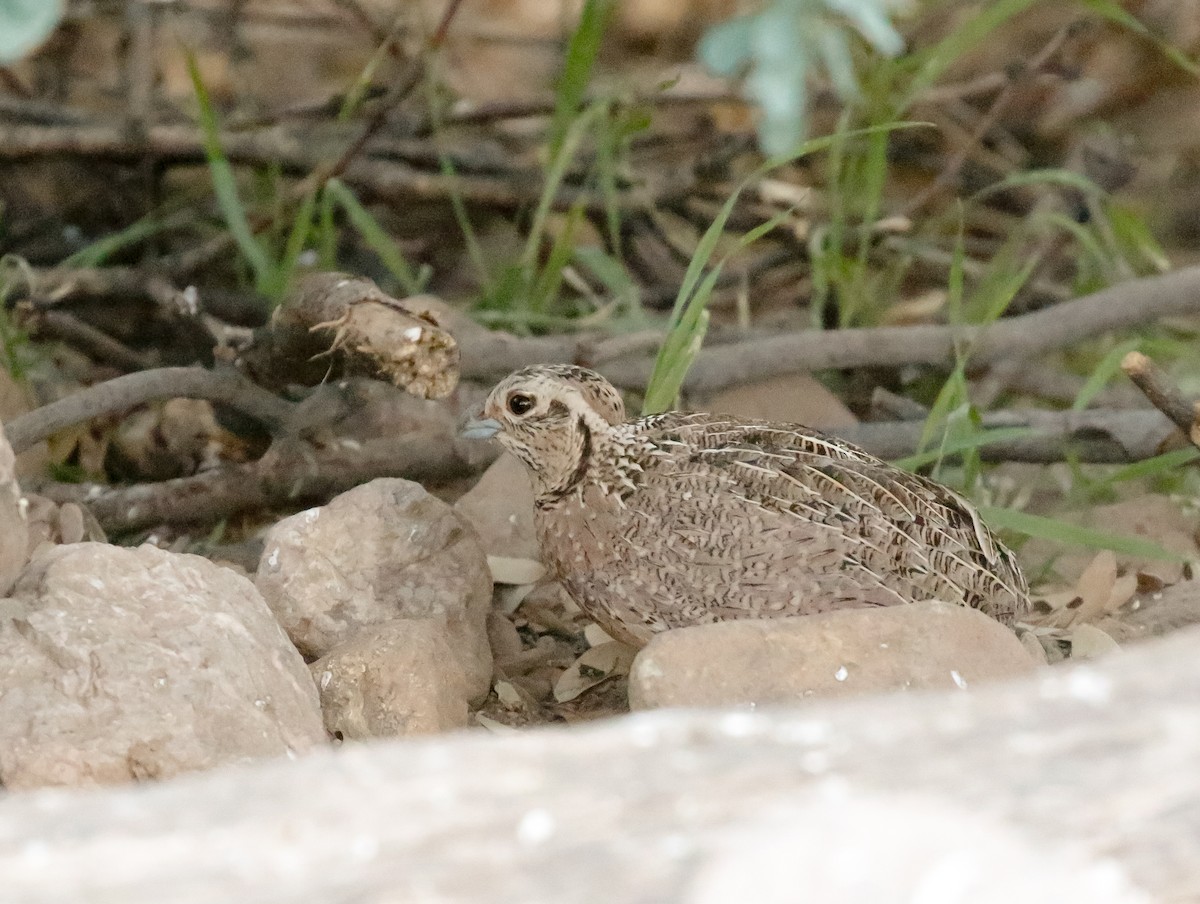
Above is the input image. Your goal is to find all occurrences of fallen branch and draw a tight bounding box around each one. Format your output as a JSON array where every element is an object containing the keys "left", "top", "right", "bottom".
[
  {"left": 594, "top": 264, "right": 1200, "bottom": 393},
  {"left": 419, "top": 265, "right": 1200, "bottom": 392},
  {"left": 0, "top": 627, "right": 1196, "bottom": 900},
  {"left": 4, "top": 367, "right": 295, "bottom": 454},
  {"left": 33, "top": 430, "right": 480, "bottom": 533},
  {"left": 836, "top": 407, "right": 1177, "bottom": 464}
]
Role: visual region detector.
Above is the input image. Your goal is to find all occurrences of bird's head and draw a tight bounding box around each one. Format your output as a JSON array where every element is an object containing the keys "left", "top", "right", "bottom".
[{"left": 462, "top": 365, "right": 626, "bottom": 499}]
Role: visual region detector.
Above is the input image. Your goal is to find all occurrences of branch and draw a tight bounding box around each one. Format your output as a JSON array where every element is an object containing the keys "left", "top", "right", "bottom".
[
  {"left": 4, "top": 367, "right": 295, "bottom": 454},
  {"left": 837, "top": 408, "right": 1177, "bottom": 463},
  {"left": 32, "top": 431, "right": 481, "bottom": 533},
  {"left": 603, "top": 264, "right": 1200, "bottom": 393},
  {"left": 413, "top": 266, "right": 1200, "bottom": 393}
]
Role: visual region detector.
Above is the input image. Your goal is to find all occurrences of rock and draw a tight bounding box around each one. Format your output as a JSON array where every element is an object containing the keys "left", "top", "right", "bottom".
[
  {"left": 1124, "top": 579, "right": 1200, "bottom": 637},
  {"left": 22, "top": 493, "right": 105, "bottom": 560},
  {"left": 0, "top": 542, "right": 325, "bottom": 789},
  {"left": 0, "top": 424, "right": 27, "bottom": 597},
  {"left": 628, "top": 601, "right": 1037, "bottom": 710},
  {"left": 311, "top": 619, "right": 472, "bottom": 739},
  {"left": 706, "top": 374, "right": 857, "bottom": 428},
  {"left": 256, "top": 478, "right": 492, "bottom": 699},
  {"left": 454, "top": 452, "right": 539, "bottom": 561}
]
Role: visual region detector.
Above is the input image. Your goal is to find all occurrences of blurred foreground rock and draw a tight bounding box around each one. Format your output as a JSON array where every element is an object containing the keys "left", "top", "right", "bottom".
[
  {"left": 629, "top": 601, "right": 1038, "bottom": 710},
  {"left": 256, "top": 478, "right": 494, "bottom": 719},
  {"left": 0, "top": 543, "right": 324, "bottom": 789},
  {"left": 0, "top": 625, "right": 1195, "bottom": 901}
]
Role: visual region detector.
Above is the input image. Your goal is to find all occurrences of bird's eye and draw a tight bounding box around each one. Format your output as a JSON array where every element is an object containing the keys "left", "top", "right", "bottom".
[{"left": 507, "top": 392, "right": 536, "bottom": 416}]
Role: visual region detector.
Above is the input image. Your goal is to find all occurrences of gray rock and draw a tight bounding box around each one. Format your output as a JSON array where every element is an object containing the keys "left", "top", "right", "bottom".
[
  {"left": 629, "top": 600, "right": 1037, "bottom": 710},
  {"left": 256, "top": 478, "right": 492, "bottom": 699},
  {"left": 312, "top": 619, "right": 472, "bottom": 739},
  {"left": 453, "top": 452, "right": 539, "bottom": 561},
  {"left": 0, "top": 542, "right": 325, "bottom": 789},
  {"left": 0, "top": 423, "right": 28, "bottom": 596}
]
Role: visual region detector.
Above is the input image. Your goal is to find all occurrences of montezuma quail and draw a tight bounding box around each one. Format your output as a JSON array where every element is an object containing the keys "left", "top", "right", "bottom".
[{"left": 464, "top": 365, "right": 1029, "bottom": 647}]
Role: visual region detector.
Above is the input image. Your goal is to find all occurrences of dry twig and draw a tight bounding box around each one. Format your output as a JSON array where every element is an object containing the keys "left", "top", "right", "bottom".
[{"left": 1121, "top": 351, "right": 1200, "bottom": 449}]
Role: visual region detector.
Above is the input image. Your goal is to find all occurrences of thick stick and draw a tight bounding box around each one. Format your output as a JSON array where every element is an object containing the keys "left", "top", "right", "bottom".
[{"left": 4, "top": 367, "right": 295, "bottom": 453}]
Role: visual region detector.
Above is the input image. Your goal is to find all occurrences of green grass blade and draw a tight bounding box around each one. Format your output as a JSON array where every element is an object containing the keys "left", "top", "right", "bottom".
[
  {"left": 529, "top": 200, "right": 586, "bottom": 313},
  {"left": 978, "top": 505, "right": 1185, "bottom": 561},
  {"left": 969, "top": 168, "right": 1106, "bottom": 204},
  {"left": 186, "top": 52, "right": 273, "bottom": 289},
  {"left": 1072, "top": 338, "right": 1142, "bottom": 411},
  {"left": 1105, "top": 446, "right": 1200, "bottom": 485},
  {"left": 1080, "top": 0, "right": 1200, "bottom": 76},
  {"left": 327, "top": 179, "right": 425, "bottom": 294},
  {"left": 548, "top": 0, "right": 615, "bottom": 158},
  {"left": 317, "top": 183, "right": 337, "bottom": 268},
  {"left": 1101, "top": 447, "right": 1200, "bottom": 485},
  {"left": 268, "top": 186, "right": 318, "bottom": 299},
  {"left": 522, "top": 105, "right": 603, "bottom": 276},
  {"left": 903, "top": 0, "right": 1040, "bottom": 104},
  {"left": 892, "top": 426, "right": 1038, "bottom": 471},
  {"left": 64, "top": 212, "right": 185, "bottom": 268},
  {"left": 643, "top": 121, "right": 927, "bottom": 415}
]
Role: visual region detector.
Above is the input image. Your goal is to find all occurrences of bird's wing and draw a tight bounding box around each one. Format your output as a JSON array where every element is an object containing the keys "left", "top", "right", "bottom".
[{"left": 629, "top": 413, "right": 1027, "bottom": 616}]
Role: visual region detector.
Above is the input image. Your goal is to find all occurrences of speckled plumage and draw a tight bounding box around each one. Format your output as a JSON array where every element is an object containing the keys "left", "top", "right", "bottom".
[{"left": 473, "top": 365, "right": 1029, "bottom": 646}]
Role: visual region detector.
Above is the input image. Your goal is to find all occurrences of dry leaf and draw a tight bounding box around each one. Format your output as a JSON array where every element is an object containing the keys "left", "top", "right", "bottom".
[
  {"left": 553, "top": 641, "right": 636, "bottom": 703},
  {"left": 1102, "top": 572, "right": 1138, "bottom": 617},
  {"left": 474, "top": 713, "right": 519, "bottom": 734},
  {"left": 1069, "top": 551, "right": 1118, "bottom": 625},
  {"left": 583, "top": 624, "right": 616, "bottom": 647},
  {"left": 1068, "top": 623, "right": 1121, "bottom": 659},
  {"left": 487, "top": 556, "right": 546, "bottom": 586}
]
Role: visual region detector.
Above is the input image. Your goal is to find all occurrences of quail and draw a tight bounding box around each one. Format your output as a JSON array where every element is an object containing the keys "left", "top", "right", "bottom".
[{"left": 464, "top": 365, "right": 1029, "bottom": 647}]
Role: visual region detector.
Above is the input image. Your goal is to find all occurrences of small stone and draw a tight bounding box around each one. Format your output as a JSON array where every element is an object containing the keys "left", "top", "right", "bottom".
[
  {"left": 256, "top": 478, "right": 492, "bottom": 700},
  {"left": 487, "top": 610, "right": 524, "bottom": 665},
  {"left": 22, "top": 494, "right": 106, "bottom": 560},
  {"left": 628, "top": 601, "right": 1038, "bottom": 711},
  {"left": 0, "top": 543, "right": 325, "bottom": 789},
  {"left": 311, "top": 620, "right": 471, "bottom": 739}
]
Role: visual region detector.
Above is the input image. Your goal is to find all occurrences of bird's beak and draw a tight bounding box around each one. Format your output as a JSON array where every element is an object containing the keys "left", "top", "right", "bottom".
[{"left": 460, "top": 416, "right": 502, "bottom": 440}]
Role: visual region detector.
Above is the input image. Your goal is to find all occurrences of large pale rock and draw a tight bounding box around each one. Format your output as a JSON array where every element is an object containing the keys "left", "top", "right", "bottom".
[
  {"left": 453, "top": 452, "right": 539, "bottom": 561},
  {"left": 312, "top": 619, "right": 472, "bottom": 739},
  {"left": 0, "top": 423, "right": 28, "bottom": 596},
  {"left": 629, "top": 601, "right": 1037, "bottom": 710},
  {"left": 0, "top": 542, "right": 325, "bottom": 789},
  {"left": 256, "top": 478, "right": 492, "bottom": 697}
]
